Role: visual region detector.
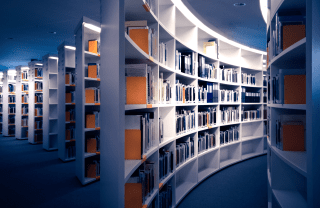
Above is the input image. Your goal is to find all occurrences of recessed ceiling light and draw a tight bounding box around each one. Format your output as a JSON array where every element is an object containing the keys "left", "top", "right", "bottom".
[
  {"left": 234, "top": 3, "right": 246, "bottom": 6},
  {"left": 49, "top": 32, "right": 57, "bottom": 34},
  {"left": 7, "top": 38, "right": 14, "bottom": 40}
]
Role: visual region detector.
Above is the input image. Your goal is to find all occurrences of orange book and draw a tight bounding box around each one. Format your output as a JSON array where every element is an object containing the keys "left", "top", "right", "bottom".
[
  {"left": 86, "top": 163, "right": 97, "bottom": 178},
  {"left": 85, "top": 89, "right": 95, "bottom": 103},
  {"left": 88, "top": 64, "right": 97, "bottom": 78},
  {"left": 35, "top": 108, "right": 38, "bottom": 116},
  {"left": 66, "top": 93, "right": 72, "bottom": 103},
  {"left": 283, "top": 25, "right": 305, "bottom": 50},
  {"left": 126, "top": 77, "right": 146, "bottom": 104},
  {"left": 35, "top": 122, "right": 37, "bottom": 129},
  {"left": 65, "top": 111, "right": 70, "bottom": 122},
  {"left": 282, "top": 124, "right": 305, "bottom": 151},
  {"left": 86, "top": 114, "right": 95, "bottom": 128},
  {"left": 21, "top": 85, "right": 23, "bottom": 91},
  {"left": 88, "top": 40, "right": 98, "bottom": 54},
  {"left": 35, "top": 95, "right": 37, "bottom": 103},
  {"left": 183, "top": 87, "right": 185, "bottom": 103},
  {"left": 125, "top": 129, "right": 141, "bottom": 160},
  {"left": 284, "top": 75, "right": 306, "bottom": 104},
  {"left": 65, "top": 129, "right": 71, "bottom": 140},
  {"left": 129, "top": 29, "right": 149, "bottom": 55},
  {"left": 35, "top": 69, "right": 38, "bottom": 77},
  {"left": 125, "top": 183, "right": 142, "bottom": 208},
  {"left": 86, "top": 138, "right": 97, "bottom": 153},
  {"left": 22, "top": 96, "right": 24, "bottom": 103},
  {"left": 65, "top": 74, "right": 70, "bottom": 85}
]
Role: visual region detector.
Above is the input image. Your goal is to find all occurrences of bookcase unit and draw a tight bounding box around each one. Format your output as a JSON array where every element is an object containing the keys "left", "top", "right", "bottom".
[
  {"left": 57, "top": 42, "right": 76, "bottom": 162},
  {"left": 28, "top": 61, "right": 44, "bottom": 144},
  {"left": 15, "top": 66, "right": 29, "bottom": 140},
  {"left": 42, "top": 54, "right": 59, "bottom": 151},
  {"left": 3, "top": 69, "right": 17, "bottom": 137},
  {"left": 75, "top": 17, "right": 101, "bottom": 185},
  {"left": 267, "top": 0, "right": 320, "bottom": 207},
  {"left": 99, "top": 0, "right": 267, "bottom": 207}
]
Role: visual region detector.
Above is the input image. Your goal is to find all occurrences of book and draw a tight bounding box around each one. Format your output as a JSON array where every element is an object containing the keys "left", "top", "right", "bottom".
[
  {"left": 284, "top": 75, "right": 306, "bottom": 104},
  {"left": 128, "top": 27, "right": 149, "bottom": 55},
  {"left": 220, "top": 107, "right": 239, "bottom": 124},
  {"left": 87, "top": 63, "right": 98, "bottom": 78},
  {"left": 88, "top": 40, "right": 99, "bottom": 54},
  {"left": 86, "top": 114, "right": 96, "bottom": 129},
  {"left": 176, "top": 109, "right": 195, "bottom": 135},
  {"left": 125, "top": 115, "right": 142, "bottom": 160}
]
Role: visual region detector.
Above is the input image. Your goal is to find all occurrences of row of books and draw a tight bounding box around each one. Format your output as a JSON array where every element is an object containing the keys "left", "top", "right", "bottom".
[
  {"left": 220, "top": 127, "right": 239, "bottom": 145},
  {"left": 220, "top": 67, "right": 238, "bottom": 83},
  {"left": 66, "top": 144, "right": 76, "bottom": 159},
  {"left": 8, "top": 84, "right": 16, "bottom": 92},
  {"left": 198, "top": 132, "right": 216, "bottom": 153},
  {"left": 0, "top": 86, "right": 2, "bottom": 93},
  {"left": 35, "top": 68, "right": 43, "bottom": 77},
  {"left": 8, "top": 117, "right": 15, "bottom": 124},
  {"left": 159, "top": 117, "right": 163, "bottom": 143},
  {"left": 22, "top": 83, "right": 28, "bottom": 91},
  {"left": 66, "top": 109, "right": 75, "bottom": 122},
  {"left": 35, "top": 94, "right": 43, "bottom": 103},
  {"left": 220, "top": 89, "right": 239, "bottom": 103},
  {"left": 22, "top": 71, "right": 28, "bottom": 80},
  {"left": 126, "top": 20, "right": 157, "bottom": 58},
  {"left": 86, "top": 136, "right": 100, "bottom": 153},
  {"left": 263, "top": 76, "right": 267, "bottom": 87},
  {"left": 125, "top": 64, "right": 155, "bottom": 105},
  {"left": 241, "top": 88, "right": 261, "bottom": 103},
  {"left": 86, "top": 63, "right": 100, "bottom": 79},
  {"left": 199, "top": 57, "right": 217, "bottom": 80},
  {"left": 125, "top": 113, "right": 156, "bottom": 160},
  {"left": 241, "top": 109, "right": 261, "bottom": 121},
  {"left": 35, "top": 81, "right": 43, "bottom": 90},
  {"left": 85, "top": 88, "right": 100, "bottom": 104},
  {"left": 9, "top": 106, "right": 15, "bottom": 114},
  {"left": 159, "top": 73, "right": 172, "bottom": 104},
  {"left": 0, "top": 95, "right": 2, "bottom": 103},
  {"left": 275, "top": 114, "right": 305, "bottom": 151},
  {"left": 65, "top": 72, "right": 76, "bottom": 85},
  {"left": 175, "top": 80, "right": 195, "bottom": 103},
  {"left": 22, "top": 118, "right": 28, "bottom": 126},
  {"left": 86, "top": 111, "right": 100, "bottom": 128},
  {"left": 159, "top": 42, "right": 167, "bottom": 66},
  {"left": 175, "top": 51, "right": 197, "bottom": 76},
  {"left": 66, "top": 127, "right": 75, "bottom": 140},
  {"left": 22, "top": 106, "right": 28, "bottom": 115},
  {"left": 35, "top": 120, "right": 43, "bottom": 129},
  {"left": 159, "top": 184, "right": 173, "bottom": 208},
  {"left": 263, "top": 89, "right": 267, "bottom": 103},
  {"left": 176, "top": 138, "right": 194, "bottom": 167},
  {"left": 86, "top": 159, "right": 100, "bottom": 178},
  {"left": 198, "top": 107, "right": 217, "bottom": 128},
  {"left": 35, "top": 107, "right": 43, "bottom": 116},
  {"left": 9, "top": 95, "right": 16, "bottom": 103},
  {"left": 22, "top": 94, "right": 28, "bottom": 103},
  {"left": 198, "top": 83, "right": 218, "bottom": 103},
  {"left": 220, "top": 107, "right": 240, "bottom": 124},
  {"left": 241, "top": 73, "right": 256, "bottom": 85},
  {"left": 176, "top": 109, "right": 195, "bottom": 135},
  {"left": 66, "top": 92, "right": 75, "bottom": 103},
  {"left": 159, "top": 148, "right": 173, "bottom": 180}
]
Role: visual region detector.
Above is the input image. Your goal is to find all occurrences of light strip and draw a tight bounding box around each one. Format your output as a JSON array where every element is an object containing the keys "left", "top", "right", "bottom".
[
  {"left": 35, "top": 63, "right": 43, "bottom": 66},
  {"left": 65, "top": 46, "right": 76, "bottom": 50},
  {"left": 260, "top": 0, "right": 268, "bottom": 24},
  {"left": 172, "top": 0, "right": 266, "bottom": 55},
  {"left": 84, "top": 23, "right": 101, "bottom": 33},
  {"left": 49, "top": 56, "right": 59, "bottom": 60},
  {"left": 21, "top": 67, "right": 29, "bottom": 70}
]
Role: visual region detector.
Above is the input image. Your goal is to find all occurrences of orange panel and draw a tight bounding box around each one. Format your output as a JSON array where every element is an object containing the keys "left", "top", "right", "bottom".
[
  {"left": 85, "top": 89, "right": 95, "bottom": 103},
  {"left": 126, "top": 77, "right": 146, "bottom": 105},
  {"left": 125, "top": 183, "right": 142, "bottom": 208},
  {"left": 283, "top": 25, "right": 305, "bottom": 50},
  {"left": 88, "top": 64, "right": 97, "bottom": 78},
  {"left": 125, "top": 129, "right": 141, "bottom": 160},
  {"left": 65, "top": 111, "right": 70, "bottom": 122},
  {"left": 129, "top": 29, "right": 149, "bottom": 55},
  {"left": 86, "top": 163, "right": 97, "bottom": 178},
  {"left": 66, "top": 93, "right": 72, "bottom": 103},
  {"left": 284, "top": 75, "right": 306, "bottom": 104},
  {"left": 86, "top": 114, "right": 95, "bottom": 129},
  {"left": 65, "top": 130, "right": 71, "bottom": 140},
  {"left": 88, "top": 40, "right": 98, "bottom": 54},
  {"left": 86, "top": 138, "right": 97, "bottom": 153},
  {"left": 65, "top": 74, "right": 70, "bottom": 85},
  {"left": 282, "top": 125, "right": 305, "bottom": 151}
]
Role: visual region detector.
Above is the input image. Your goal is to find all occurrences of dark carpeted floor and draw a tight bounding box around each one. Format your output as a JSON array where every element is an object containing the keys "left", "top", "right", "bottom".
[{"left": 0, "top": 136, "right": 267, "bottom": 208}]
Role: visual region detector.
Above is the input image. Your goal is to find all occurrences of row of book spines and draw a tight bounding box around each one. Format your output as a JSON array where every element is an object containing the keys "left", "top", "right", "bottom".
[
  {"left": 65, "top": 128, "right": 75, "bottom": 141},
  {"left": 85, "top": 88, "right": 100, "bottom": 103},
  {"left": 85, "top": 137, "right": 100, "bottom": 153},
  {"left": 65, "top": 110, "right": 75, "bottom": 122}
]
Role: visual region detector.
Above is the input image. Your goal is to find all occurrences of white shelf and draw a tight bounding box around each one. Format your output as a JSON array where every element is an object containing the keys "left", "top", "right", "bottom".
[
  {"left": 268, "top": 104, "right": 306, "bottom": 110},
  {"left": 271, "top": 146, "right": 307, "bottom": 177},
  {"left": 242, "top": 135, "right": 264, "bottom": 141},
  {"left": 272, "top": 189, "right": 307, "bottom": 208},
  {"left": 124, "top": 160, "right": 141, "bottom": 183},
  {"left": 220, "top": 158, "right": 239, "bottom": 169},
  {"left": 198, "top": 167, "right": 219, "bottom": 183},
  {"left": 175, "top": 182, "right": 196, "bottom": 205}
]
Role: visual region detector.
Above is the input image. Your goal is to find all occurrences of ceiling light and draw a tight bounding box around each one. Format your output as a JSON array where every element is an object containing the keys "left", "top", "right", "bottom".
[
  {"left": 49, "top": 56, "right": 58, "bottom": 60},
  {"left": 65, "top": 46, "right": 76, "bottom": 50},
  {"left": 234, "top": 3, "right": 246, "bottom": 6},
  {"left": 7, "top": 38, "right": 14, "bottom": 40},
  {"left": 49, "top": 32, "right": 57, "bottom": 34},
  {"left": 21, "top": 67, "right": 29, "bottom": 70},
  {"left": 35, "top": 63, "right": 43, "bottom": 66}
]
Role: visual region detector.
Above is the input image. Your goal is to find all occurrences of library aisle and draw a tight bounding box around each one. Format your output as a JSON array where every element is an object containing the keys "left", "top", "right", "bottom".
[{"left": 0, "top": 135, "right": 266, "bottom": 208}]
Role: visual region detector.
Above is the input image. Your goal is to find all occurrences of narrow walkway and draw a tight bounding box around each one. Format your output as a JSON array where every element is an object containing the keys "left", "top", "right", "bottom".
[{"left": 0, "top": 136, "right": 267, "bottom": 208}]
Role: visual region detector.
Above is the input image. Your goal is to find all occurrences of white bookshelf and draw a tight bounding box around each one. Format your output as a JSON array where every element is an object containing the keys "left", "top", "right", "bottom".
[
  {"left": 3, "top": 69, "right": 17, "bottom": 137},
  {"left": 75, "top": 17, "right": 101, "bottom": 185},
  {"left": 57, "top": 42, "right": 76, "bottom": 162},
  {"left": 28, "top": 61, "right": 44, "bottom": 144},
  {"left": 0, "top": 72, "right": 3, "bottom": 135},
  {"left": 266, "top": 0, "right": 320, "bottom": 207},
  {"left": 42, "top": 54, "right": 59, "bottom": 151},
  {"left": 100, "top": 0, "right": 267, "bottom": 207},
  {"left": 15, "top": 66, "right": 29, "bottom": 140}
]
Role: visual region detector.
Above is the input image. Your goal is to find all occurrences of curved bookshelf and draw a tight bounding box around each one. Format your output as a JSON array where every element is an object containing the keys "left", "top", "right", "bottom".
[{"left": 100, "top": 0, "right": 267, "bottom": 207}]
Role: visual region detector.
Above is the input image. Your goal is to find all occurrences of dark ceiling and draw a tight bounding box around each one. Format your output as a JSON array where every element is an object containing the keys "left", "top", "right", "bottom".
[{"left": 0, "top": 0, "right": 265, "bottom": 69}]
